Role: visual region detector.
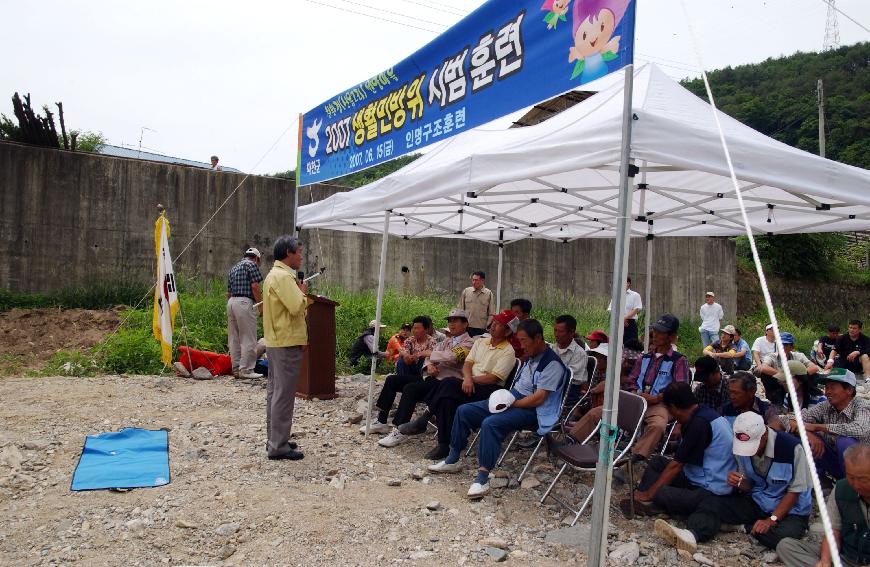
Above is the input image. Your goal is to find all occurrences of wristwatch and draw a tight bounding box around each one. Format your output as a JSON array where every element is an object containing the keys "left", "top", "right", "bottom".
[{"left": 769, "top": 515, "right": 778, "bottom": 523}]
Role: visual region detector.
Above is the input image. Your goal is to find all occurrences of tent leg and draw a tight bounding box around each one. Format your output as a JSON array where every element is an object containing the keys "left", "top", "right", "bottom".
[
  {"left": 643, "top": 235, "right": 653, "bottom": 352},
  {"left": 496, "top": 243, "right": 504, "bottom": 311},
  {"left": 588, "top": 64, "right": 636, "bottom": 567},
  {"left": 364, "top": 210, "right": 391, "bottom": 438}
]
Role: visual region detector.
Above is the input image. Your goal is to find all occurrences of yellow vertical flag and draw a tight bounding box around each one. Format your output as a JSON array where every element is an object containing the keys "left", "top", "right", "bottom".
[{"left": 152, "top": 213, "right": 179, "bottom": 366}]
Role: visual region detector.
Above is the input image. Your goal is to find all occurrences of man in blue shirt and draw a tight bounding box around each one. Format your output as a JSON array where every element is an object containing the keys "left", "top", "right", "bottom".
[
  {"left": 630, "top": 382, "right": 735, "bottom": 518},
  {"left": 428, "top": 319, "right": 567, "bottom": 499}
]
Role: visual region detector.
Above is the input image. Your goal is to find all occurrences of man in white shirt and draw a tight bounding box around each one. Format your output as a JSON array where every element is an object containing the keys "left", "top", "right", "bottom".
[
  {"left": 752, "top": 324, "right": 777, "bottom": 368},
  {"left": 552, "top": 315, "right": 588, "bottom": 406},
  {"left": 608, "top": 277, "right": 643, "bottom": 345},
  {"left": 699, "top": 292, "right": 724, "bottom": 347}
]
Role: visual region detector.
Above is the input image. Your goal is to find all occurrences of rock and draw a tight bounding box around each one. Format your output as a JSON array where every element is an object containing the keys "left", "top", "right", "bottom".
[
  {"left": 326, "top": 468, "right": 340, "bottom": 477},
  {"left": 387, "top": 479, "right": 402, "bottom": 487},
  {"left": 480, "top": 537, "right": 508, "bottom": 550},
  {"left": 762, "top": 551, "right": 778, "bottom": 563},
  {"left": 21, "top": 440, "right": 50, "bottom": 451},
  {"left": 347, "top": 413, "right": 363, "bottom": 425},
  {"left": 520, "top": 475, "right": 541, "bottom": 489},
  {"left": 174, "top": 518, "right": 198, "bottom": 529},
  {"left": 609, "top": 541, "right": 640, "bottom": 564},
  {"left": 191, "top": 367, "right": 212, "bottom": 380},
  {"left": 409, "top": 550, "right": 433, "bottom": 559},
  {"left": 426, "top": 500, "right": 441, "bottom": 511},
  {"left": 677, "top": 549, "right": 693, "bottom": 561},
  {"left": 330, "top": 476, "right": 346, "bottom": 490},
  {"left": 409, "top": 467, "right": 425, "bottom": 480},
  {"left": 422, "top": 477, "right": 432, "bottom": 485},
  {"left": 485, "top": 547, "right": 508, "bottom": 562},
  {"left": 219, "top": 544, "right": 236, "bottom": 559},
  {"left": 545, "top": 524, "right": 591, "bottom": 547},
  {"left": 0, "top": 445, "right": 24, "bottom": 469},
  {"left": 489, "top": 477, "right": 509, "bottom": 489},
  {"left": 215, "top": 522, "right": 240, "bottom": 536},
  {"left": 693, "top": 552, "right": 717, "bottom": 566},
  {"left": 125, "top": 519, "right": 145, "bottom": 535}
]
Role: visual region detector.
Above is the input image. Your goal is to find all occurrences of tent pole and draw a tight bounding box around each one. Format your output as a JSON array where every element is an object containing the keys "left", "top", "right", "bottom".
[
  {"left": 496, "top": 230, "right": 504, "bottom": 310},
  {"left": 364, "top": 210, "right": 391, "bottom": 438},
  {"left": 588, "top": 64, "right": 636, "bottom": 567},
  {"left": 644, "top": 227, "right": 654, "bottom": 352}
]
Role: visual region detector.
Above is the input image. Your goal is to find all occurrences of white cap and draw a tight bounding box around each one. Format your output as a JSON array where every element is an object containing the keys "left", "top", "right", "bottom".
[
  {"left": 368, "top": 319, "right": 387, "bottom": 329},
  {"left": 488, "top": 389, "right": 516, "bottom": 414},
  {"left": 732, "top": 411, "right": 766, "bottom": 457},
  {"left": 590, "top": 343, "right": 609, "bottom": 357},
  {"left": 244, "top": 247, "right": 261, "bottom": 259}
]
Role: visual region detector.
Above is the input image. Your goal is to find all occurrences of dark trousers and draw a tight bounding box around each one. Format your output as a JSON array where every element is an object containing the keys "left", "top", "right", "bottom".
[
  {"left": 637, "top": 455, "right": 712, "bottom": 516},
  {"left": 426, "top": 378, "right": 501, "bottom": 445},
  {"left": 376, "top": 374, "right": 422, "bottom": 424},
  {"left": 688, "top": 493, "right": 808, "bottom": 549},
  {"left": 624, "top": 319, "right": 638, "bottom": 345},
  {"left": 393, "top": 376, "right": 438, "bottom": 425},
  {"left": 815, "top": 433, "right": 859, "bottom": 480},
  {"left": 468, "top": 327, "right": 486, "bottom": 337},
  {"left": 395, "top": 357, "right": 424, "bottom": 377}
]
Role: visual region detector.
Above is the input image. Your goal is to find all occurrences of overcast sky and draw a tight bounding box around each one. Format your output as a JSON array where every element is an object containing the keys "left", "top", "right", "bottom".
[{"left": 1, "top": 0, "right": 867, "bottom": 175}]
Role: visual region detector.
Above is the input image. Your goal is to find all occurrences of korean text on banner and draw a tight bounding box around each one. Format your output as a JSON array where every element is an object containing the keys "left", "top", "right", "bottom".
[
  {"left": 152, "top": 214, "right": 179, "bottom": 366},
  {"left": 298, "top": 0, "right": 635, "bottom": 185}
]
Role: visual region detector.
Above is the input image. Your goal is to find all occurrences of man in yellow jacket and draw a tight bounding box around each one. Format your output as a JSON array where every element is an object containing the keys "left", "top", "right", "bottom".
[{"left": 263, "top": 236, "right": 308, "bottom": 460}]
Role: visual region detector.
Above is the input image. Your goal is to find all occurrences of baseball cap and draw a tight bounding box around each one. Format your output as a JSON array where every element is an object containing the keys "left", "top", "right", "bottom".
[
  {"left": 244, "top": 247, "right": 261, "bottom": 259},
  {"left": 773, "top": 359, "right": 808, "bottom": 382},
  {"left": 705, "top": 291, "right": 715, "bottom": 297},
  {"left": 492, "top": 309, "right": 517, "bottom": 328},
  {"left": 445, "top": 308, "right": 469, "bottom": 321},
  {"left": 651, "top": 313, "right": 680, "bottom": 334},
  {"left": 368, "top": 319, "right": 386, "bottom": 329},
  {"left": 780, "top": 332, "right": 795, "bottom": 345},
  {"left": 817, "top": 367, "right": 857, "bottom": 388},
  {"left": 732, "top": 411, "right": 766, "bottom": 457},
  {"left": 585, "top": 330, "right": 609, "bottom": 343},
  {"left": 722, "top": 324, "right": 736, "bottom": 335},
  {"left": 765, "top": 324, "right": 774, "bottom": 331},
  {"left": 589, "top": 343, "right": 609, "bottom": 357},
  {"left": 488, "top": 389, "right": 516, "bottom": 414}
]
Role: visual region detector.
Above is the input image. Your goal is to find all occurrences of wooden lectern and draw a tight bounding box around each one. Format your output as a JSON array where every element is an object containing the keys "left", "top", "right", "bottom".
[{"left": 297, "top": 294, "right": 340, "bottom": 400}]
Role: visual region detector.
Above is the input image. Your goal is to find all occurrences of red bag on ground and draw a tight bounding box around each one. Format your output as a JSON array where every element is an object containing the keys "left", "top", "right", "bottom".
[{"left": 176, "top": 346, "right": 232, "bottom": 377}]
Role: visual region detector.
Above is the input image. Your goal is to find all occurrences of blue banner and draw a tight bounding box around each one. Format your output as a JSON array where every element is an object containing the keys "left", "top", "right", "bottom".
[{"left": 298, "top": 0, "right": 635, "bottom": 185}]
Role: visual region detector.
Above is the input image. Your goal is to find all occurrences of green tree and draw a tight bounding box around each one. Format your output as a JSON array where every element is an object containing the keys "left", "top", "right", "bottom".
[{"left": 71, "top": 130, "right": 107, "bottom": 152}]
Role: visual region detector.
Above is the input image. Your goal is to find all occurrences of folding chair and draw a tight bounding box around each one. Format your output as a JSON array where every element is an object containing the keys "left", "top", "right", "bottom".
[
  {"left": 496, "top": 366, "right": 572, "bottom": 482},
  {"left": 540, "top": 390, "right": 647, "bottom": 525},
  {"left": 464, "top": 359, "right": 521, "bottom": 458}
]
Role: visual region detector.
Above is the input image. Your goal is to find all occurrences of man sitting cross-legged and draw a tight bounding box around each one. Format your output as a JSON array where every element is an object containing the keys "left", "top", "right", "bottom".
[
  {"left": 426, "top": 319, "right": 567, "bottom": 499},
  {"left": 361, "top": 315, "right": 436, "bottom": 435},
  {"left": 655, "top": 411, "right": 812, "bottom": 553},
  {"left": 628, "top": 382, "right": 735, "bottom": 518},
  {"left": 420, "top": 310, "right": 517, "bottom": 460}
]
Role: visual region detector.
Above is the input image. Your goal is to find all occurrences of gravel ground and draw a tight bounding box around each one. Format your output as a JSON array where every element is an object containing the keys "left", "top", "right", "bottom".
[{"left": 0, "top": 372, "right": 833, "bottom": 567}]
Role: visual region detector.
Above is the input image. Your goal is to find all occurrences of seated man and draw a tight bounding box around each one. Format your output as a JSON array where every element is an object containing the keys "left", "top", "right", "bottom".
[
  {"left": 752, "top": 324, "right": 777, "bottom": 368},
  {"left": 385, "top": 323, "right": 412, "bottom": 365},
  {"left": 814, "top": 324, "right": 840, "bottom": 366},
  {"left": 789, "top": 368, "right": 870, "bottom": 480},
  {"left": 722, "top": 371, "right": 779, "bottom": 425},
  {"left": 769, "top": 360, "right": 826, "bottom": 432},
  {"left": 348, "top": 320, "right": 386, "bottom": 367},
  {"left": 704, "top": 324, "right": 739, "bottom": 375},
  {"left": 426, "top": 319, "right": 566, "bottom": 499},
  {"left": 731, "top": 327, "right": 752, "bottom": 371},
  {"left": 825, "top": 319, "right": 870, "bottom": 379},
  {"left": 631, "top": 382, "right": 735, "bottom": 518},
  {"left": 755, "top": 332, "right": 819, "bottom": 410},
  {"left": 569, "top": 314, "right": 689, "bottom": 462},
  {"left": 363, "top": 310, "right": 472, "bottom": 438},
  {"left": 419, "top": 310, "right": 517, "bottom": 460},
  {"left": 693, "top": 356, "right": 729, "bottom": 414},
  {"left": 363, "top": 316, "right": 436, "bottom": 435},
  {"left": 509, "top": 298, "right": 532, "bottom": 321},
  {"left": 584, "top": 330, "right": 608, "bottom": 351},
  {"left": 552, "top": 314, "right": 588, "bottom": 407},
  {"left": 777, "top": 444, "right": 870, "bottom": 567},
  {"left": 656, "top": 411, "right": 812, "bottom": 553}
]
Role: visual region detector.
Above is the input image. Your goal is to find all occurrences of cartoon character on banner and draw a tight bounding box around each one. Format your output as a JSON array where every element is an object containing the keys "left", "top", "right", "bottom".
[
  {"left": 568, "top": 0, "right": 629, "bottom": 82},
  {"left": 541, "top": 0, "right": 571, "bottom": 30}
]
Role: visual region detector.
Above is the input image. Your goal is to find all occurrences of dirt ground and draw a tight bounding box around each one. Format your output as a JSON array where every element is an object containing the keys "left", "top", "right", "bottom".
[
  {"left": 0, "top": 308, "right": 120, "bottom": 371},
  {"left": 0, "top": 372, "right": 784, "bottom": 567}
]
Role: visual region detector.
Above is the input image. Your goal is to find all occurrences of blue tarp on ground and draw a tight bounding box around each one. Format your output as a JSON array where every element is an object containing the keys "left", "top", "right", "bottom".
[{"left": 71, "top": 428, "right": 170, "bottom": 491}]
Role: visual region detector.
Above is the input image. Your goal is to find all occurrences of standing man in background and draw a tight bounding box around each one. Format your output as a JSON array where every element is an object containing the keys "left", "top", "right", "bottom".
[
  {"left": 262, "top": 236, "right": 308, "bottom": 461},
  {"left": 699, "top": 292, "right": 724, "bottom": 347},
  {"left": 226, "top": 247, "right": 263, "bottom": 379},
  {"left": 608, "top": 277, "right": 643, "bottom": 345},
  {"left": 459, "top": 271, "right": 494, "bottom": 337}
]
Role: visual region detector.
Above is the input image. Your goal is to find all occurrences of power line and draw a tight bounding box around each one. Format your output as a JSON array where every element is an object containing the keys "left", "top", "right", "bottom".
[
  {"left": 301, "top": 0, "right": 441, "bottom": 34},
  {"left": 400, "top": 0, "right": 467, "bottom": 17},
  {"left": 820, "top": 0, "right": 870, "bottom": 34},
  {"left": 337, "top": 0, "right": 450, "bottom": 27}
]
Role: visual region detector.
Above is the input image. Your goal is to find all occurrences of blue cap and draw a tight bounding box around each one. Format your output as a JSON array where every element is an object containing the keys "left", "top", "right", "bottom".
[{"left": 780, "top": 332, "right": 795, "bottom": 345}]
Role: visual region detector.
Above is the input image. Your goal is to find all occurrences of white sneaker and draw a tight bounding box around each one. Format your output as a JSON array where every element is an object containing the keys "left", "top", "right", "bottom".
[
  {"left": 427, "top": 459, "right": 463, "bottom": 474},
  {"left": 239, "top": 371, "right": 264, "bottom": 379},
  {"left": 467, "top": 482, "right": 490, "bottom": 499},
  {"left": 359, "top": 420, "right": 390, "bottom": 435},
  {"left": 654, "top": 519, "right": 697, "bottom": 553},
  {"left": 378, "top": 428, "right": 408, "bottom": 448}
]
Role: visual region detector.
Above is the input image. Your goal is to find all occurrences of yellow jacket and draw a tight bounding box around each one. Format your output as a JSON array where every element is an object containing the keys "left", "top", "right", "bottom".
[{"left": 263, "top": 261, "right": 308, "bottom": 347}]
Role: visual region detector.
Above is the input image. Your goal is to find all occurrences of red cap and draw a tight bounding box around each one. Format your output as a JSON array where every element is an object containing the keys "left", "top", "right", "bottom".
[
  {"left": 585, "top": 330, "right": 609, "bottom": 343},
  {"left": 492, "top": 309, "right": 517, "bottom": 327}
]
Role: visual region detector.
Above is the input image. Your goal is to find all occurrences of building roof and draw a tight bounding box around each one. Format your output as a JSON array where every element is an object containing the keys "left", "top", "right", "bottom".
[
  {"left": 97, "top": 144, "right": 243, "bottom": 173},
  {"left": 511, "top": 90, "right": 595, "bottom": 128}
]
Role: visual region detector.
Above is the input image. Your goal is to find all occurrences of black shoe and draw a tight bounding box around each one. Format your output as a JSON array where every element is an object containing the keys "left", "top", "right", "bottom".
[
  {"left": 268, "top": 448, "right": 304, "bottom": 460},
  {"left": 267, "top": 441, "right": 298, "bottom": 451},
  {"left": 424, "top": 443, "right": 450, "bottom": 460},
  {"left": 398, "top": 411, "right": 431, "bottom": 436}
]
